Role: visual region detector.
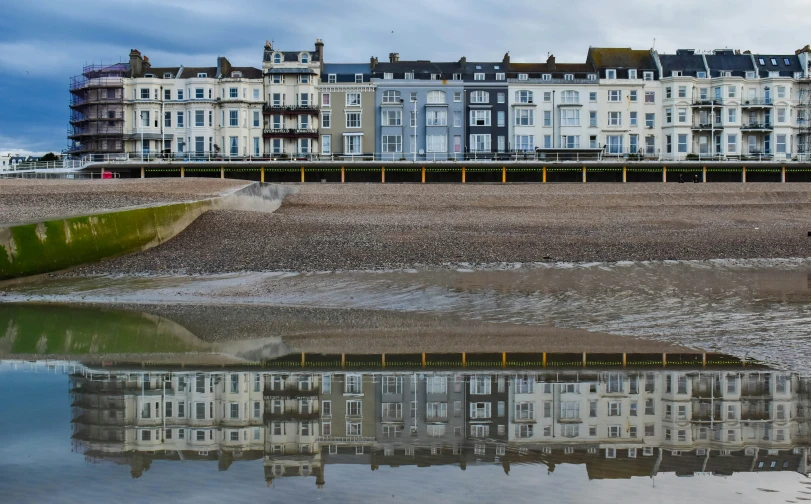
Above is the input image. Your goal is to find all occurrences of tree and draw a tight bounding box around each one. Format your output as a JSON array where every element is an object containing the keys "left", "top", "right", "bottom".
[{"left": 40, "top": 152, "right": 59, "bottom": 161}]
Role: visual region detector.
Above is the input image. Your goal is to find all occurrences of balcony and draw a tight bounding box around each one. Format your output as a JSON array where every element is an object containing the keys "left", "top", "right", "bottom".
[
  {"left": 691, "top": 121, "right": 725, "bottom": 130},
  {"left": 262, "top": 128, "right": 318, "bottom": 139},
  {"left": 692, "top": 98, "right": 724, "bottom": 107},
  {"left": 741, "top": 98, "right": 774, "bottom": 108},
  {"left": 741, "top": 410, "right": 771, "bottom": 421},
  {"left": 741, "top": 122, "right": 773, "bottom": 131},
  {"left": 741, "top": 384, "right": 770, "bottom": 397},
  {"left": 263, "top": 104, "right": 319, "bottom": 115},
  {"left": 263, "top": 410, "right": 320, "bottom": 422},
  {"left": 263, "top": 387, "right": 319, "bottom": 397}
]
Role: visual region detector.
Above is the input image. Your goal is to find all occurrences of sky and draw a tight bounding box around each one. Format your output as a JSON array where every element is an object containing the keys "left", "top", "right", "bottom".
[{"left": 2, "top": 0, "right": 811, "bottom": 155}]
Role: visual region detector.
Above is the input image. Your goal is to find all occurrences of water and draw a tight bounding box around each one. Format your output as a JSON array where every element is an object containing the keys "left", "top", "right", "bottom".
[{"left": 2, "top": 259, "right": 811, "bottom": 502}]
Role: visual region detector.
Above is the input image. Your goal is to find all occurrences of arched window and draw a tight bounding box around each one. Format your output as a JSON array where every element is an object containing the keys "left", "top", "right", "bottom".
[
  {"left": 273, "top": 53, "right": 281, "bottom": 64},
  {"left": 301, "top": 53, "right": 310, "bottom": 64},
  {"left": 382, "top": 90, "right": 401, "bottom": 103},
  {"left": 426, "top": 90, "right": 446, "bottom": 104},
  {"left": 470, "top": 91, "right": 489, "bottom": 104},
  {"left": 561, "top": 90, "right": 579, "bottom": 104}
]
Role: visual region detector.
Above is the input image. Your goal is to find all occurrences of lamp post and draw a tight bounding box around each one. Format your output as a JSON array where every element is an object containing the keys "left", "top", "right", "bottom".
[
  {"left": 413, "top": 94, "right": 418, "bottom": 162},
  {"left": 160, "top": 85, "right": 165, "bottom": 158}
]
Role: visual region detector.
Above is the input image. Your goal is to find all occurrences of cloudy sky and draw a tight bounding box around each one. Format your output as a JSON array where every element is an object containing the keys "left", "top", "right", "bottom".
[{"left": 2, "top": 0, "right": 810, "bottom": 155}]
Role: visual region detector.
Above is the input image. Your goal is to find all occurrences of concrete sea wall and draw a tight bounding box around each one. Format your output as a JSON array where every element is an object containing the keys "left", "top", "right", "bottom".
[{"left": 0, "top": 182, "right": 295, "bottom": 280}]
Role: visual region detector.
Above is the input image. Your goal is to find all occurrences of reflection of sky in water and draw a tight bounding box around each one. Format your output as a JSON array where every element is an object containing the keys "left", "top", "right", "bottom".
[{"left": 0, "top": 368, "right": 807, "bottom": 504}]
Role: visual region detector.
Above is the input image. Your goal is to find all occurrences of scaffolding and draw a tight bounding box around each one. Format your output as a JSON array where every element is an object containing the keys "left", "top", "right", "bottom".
[{"left": 68, "top": 63, "right": 128, "bottom": 156}]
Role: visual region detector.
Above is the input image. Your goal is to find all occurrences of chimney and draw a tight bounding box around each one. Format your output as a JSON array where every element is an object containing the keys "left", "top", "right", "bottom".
[
  {"left": 129, "top": 49, "right": 144, "bottom": 77},
  {"left": 547, "top": 54, "right": 556, "bottom": 69},
  {"left": 502, "top": 52, "right": 510, "bottom": 68},
  {"left": 389, "top": 52, "right": 399, "bottom": 63},
  {"left": 217, "top": 56, "right": 232, "bottom": 78},
  {"left": 143, "top": 55, "right": 151, "bottom": 71},
  {"left": 743, "top": 50, "right": 751, "bottom": 55},
  {"left": 796, "top": 44, "right": 811, "bottom": 55},
  {"left": 370, "top": 56, "right": 378, "bottom": 70},
  {"left": 315, "top": 38, "right": 325, "bottom": 74},
  {"left": 459, "top": 56, "right": 466, "bottom": 70}
]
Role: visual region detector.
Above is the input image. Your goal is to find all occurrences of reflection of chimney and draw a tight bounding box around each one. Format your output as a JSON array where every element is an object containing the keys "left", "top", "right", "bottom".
[
  {"left": 389, "top": 52, "right": 399, "bottom": 63},
  {"left": 370, "top": 56, "right": 378, "bottom": 70},
  {"left": 547, "top": 54, "right": 556, "bottom": 69},
  {"left": 129, "top": 49, "right": 144, "bottom": 77}
]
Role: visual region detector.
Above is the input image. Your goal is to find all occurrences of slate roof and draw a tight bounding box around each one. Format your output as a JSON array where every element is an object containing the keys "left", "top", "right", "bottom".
[
  {"left": 754, "top": 54, "right": 802, "bottom": 77},
  {"left": 658, "top": 53, "right": 707, "bottom": 77},
  {"left": 372, "top": 60, "right": 464, "bottom": 80},
  {"left": 704, "top": 52, "right": 754, "bottom": 77},
  {"left": 322, "top": 63, "right": 372, "bottom": 84},
  {"left": 137, "top": 67, "right": 181, "bottom": 79},
  {"left": 587, "top": 48, "right": 657, "bottom": 69},
  {"left": 226, "top": 66, "right": 263, "bottom": 79},
  {"left": 464, "top": 62, "right": 507, "bottom": 73},
  {"left": 263, "top": 51, "right": 321, "bottom": 63},
  {"left": 508, "top": 61, "right": 596, "bottom": 79},
  {"left": 179, "top": 67, "right": 218, "bottom": 79}
]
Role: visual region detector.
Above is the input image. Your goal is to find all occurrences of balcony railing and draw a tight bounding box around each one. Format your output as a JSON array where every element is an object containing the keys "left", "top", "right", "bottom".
[
  {"left": 692, "top": 98, "right": 724, "bottom": 106},
  {"left": 741, "top": 410, "right": 771, "bottom": 421},
  {"left": 263, "top": 387, "right": 319, "bottom": 397},
  {"left": 741, "top": 123, "right": 774, "bottom": 130},
  {"left": 263, "top": 410, "right": 320, "bottom": 422},
  {"left": 741, "top": 98, "right": 774, "bottom": 106},
  {"left": 691, "top": 121, "right": 725, "bottom": 130},
  {"left": 263, "top": 104, "right": 319, "bottom": 115}
]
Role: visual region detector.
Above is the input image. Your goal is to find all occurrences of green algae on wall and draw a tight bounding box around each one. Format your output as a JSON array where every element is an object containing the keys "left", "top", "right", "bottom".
[
  {"left": 0, "top": 199, "right": 210, "bottom": 280},
  {"left": 0, "top": 304, "right": 205, "bottom": 355}
]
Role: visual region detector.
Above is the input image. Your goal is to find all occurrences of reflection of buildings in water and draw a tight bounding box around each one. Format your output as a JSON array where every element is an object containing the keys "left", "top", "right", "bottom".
[{"left": 68, "top": 367, "right": 811, "bottom": 484}]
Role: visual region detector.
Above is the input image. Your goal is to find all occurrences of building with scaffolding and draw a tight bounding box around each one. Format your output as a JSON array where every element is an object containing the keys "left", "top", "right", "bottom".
[{"left": 68, "top": 63, "right": 127, "bottom": 156}]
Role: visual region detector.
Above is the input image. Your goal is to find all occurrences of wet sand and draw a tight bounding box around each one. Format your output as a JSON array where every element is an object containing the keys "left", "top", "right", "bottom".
[
  {"left": 68, "top": 183, "right": 811, "bottom": 274},
  {"left": 0, "top": 178, "right": 248, "bottom": 224}
]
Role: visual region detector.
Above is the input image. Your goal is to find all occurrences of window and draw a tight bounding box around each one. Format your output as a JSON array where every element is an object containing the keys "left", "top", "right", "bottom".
[
  {"left": 589, "top": 111, "right": 598, "bottom": 127},
  {"left": 589, "top": 135, "right": 598, "bottom": 148},
  {"left": 497, "top": 111, "right": 505, "bottom": 127},
  {"left": 697, "top": 71, "right": 707, "bottom": 79},
  {"left": 469, "top": 402, "right": 492, "bottom": 419},
  {"left": 628, "top": 69, "right": 638, "bottom": 80},
  {"left": 608, "top": 401, "right": 621, "bottom": 416},
  {"left": 228, "top": 110, "right": 238, "bottom": 127},
  {"left": 382, "top": 109, "right": 402, "bottom": 126},
  {"left": 470, "top": 90, "right": 489, "bottom": 103},
  {"left": 195, "top": 88, "right": 204, "bottom": 99},
  {"left": 405, "top": 72, "right": 414, "bottom": 80},
  {"left": 426, "top": 91, "right": 446, "bottom": 104},
  {"left": 194, "top": 110, "right": 204, "bottom": 127},
  {"left": 561, "top": 90, "right": 579, "bottom": 104},
  {"left": 382, "top": 402, "right": 403, "bottom": 420},
  {"left": 453, "top": 111, "right": 462, "bottom": 128},
  {"left": 431, "top": 74, "right": 440, "bottom": 80},
  {"left": 354, "top": 74, "right": 363, "bottom": 83},
  {"left": 514, "top": 90, "right": 533, "bottom": 103},
  {"left": 561, "top": 109, "right": 580, "bottom": 127},
  {"left": 608, "top": 426, "right": 621, "bottom": 438},
  {"left": 346, "top": 112, "right": 361, "bottom": 128},
  {"left": 426, "top": 135, "right": 447, "bottom": 152},
  {"left": 518, "top": 73, "right": 528, "bottom": 81},
  {"left": 645, "top": 91, "right": 655, "bottom": 103},
  {"left": 678, "top": 376, "right": 687, "bottom": 394},
  {"left": 541, "top": 110, "right": 551, "bottom": 127},
  {"left": 426, "top": 109, "right": 447, "bottom": 126},
  {"left": 678, "top": 108, "right": 687, "bottom": 123},
  {"left": 728, "top": 108, "right": 737, "bottom": 123},
  {"left": 514, "top": 424, "right": 534, "bottom": 438},
  {"left": 630, "top": 111, "right": 638, "bottom": 126},
  {"left": 543, "top": 135, "right": 552, "bottom": 148},
  {"left": 643, "top": 71, "right": 654, "bottom": 80},
  {"left": 645, "top": 113, "right": 655, "bottom": 128},
  {"left": 139, "top": 88, "right": 150, "bottom": 100},
  {"left": 777, "top": 134, "right": 787, "bottom": 153},
  {"left": 543, "top": 92, "right": 551, "bottom": 102},
  {"left": 608, "top": 90, "right": 621, "bottom": 102},
  {"left": 514, "top": 135, "right": 534, "bottom": 151},
  {"left": 606, "top": 135, "right": 623, "bottom": 154},
  {"left": 346, "top": 93, "right": 361, "bottom": 106},
  {"left": 470, "top": 134, "right": 491, "bottom": 152},
  {"left": 470, "top": 375, "right": 491, "bottom": 394},
  {"left": 496, "top": 73, "right": 505, "bottom": 81},
  {"left": 382, "top": 90, "right": 401, "bottom": 104},
  {"left": 471, "top": 425, "right": 490, "bottom": 438},
  {"left": 383, "top": 72, "right": 393, "bottom": 80},
  {"left": 515, "top": 109, "right": 534, "bottom": 126},
  {"left": 630, "top": 90, "right": 638, "bottom": 102},
  {"left": 496, "top": 92, "right": 505, "bottom": 104},
  {"left": 560, "top": 401, "right": 579, "bottom": 419},
  {"left": 630, "top": 134, "right": 639, "bottom": 153},
  {"left": 474, "top": 73, "right": 485, "bottom": 81},
  {"left": 645, "top": 398, "right": 655, "bottom": 415},
  {"left": 678, "top": 134, "right": 688, "bottom": 153},
  {"left": 382, "top": 376, "right": 403, "bottom": 394},
  {"left": 589, "top": 91, "right": 597, "bottom": 102},
  {"left": 606, "top": 69, "right": 616, "bottom": 79},
  {"left": 470, "top": 110, "right": 491, "bottom": 126},
  {"left": 777, "top": 108, "right": 786, "bottom": 123},
  {"left": 608, "top": 111, "right": 621, "bottom": 126}
]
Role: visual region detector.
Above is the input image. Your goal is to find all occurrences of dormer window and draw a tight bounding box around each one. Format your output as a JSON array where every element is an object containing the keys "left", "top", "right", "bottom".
[
  {"left": 431, "top": 74, "right": 439, "bottom": 80},
  {"left": 231, "top": 71, "right": 242, "bottom": 78},
  {"left": 494, "top": 65, "right": 500, "bottom": 70},
  {"left": 453, "top": 73, "right": 462, "bottom": 80},
  {"left": 606, "top": 69, "right": 616, "bottom": 79},
  {"left": 758, "top": 58, "right": 766, "bottom": 65},
  {"left": 769, "top": 71, "right": 779, "bottom": 77},
  {"left": 628, "top": 69, "right": 637, "bottom": 79},
  {"left": 301, "top": 53, "right": 310, "bottom": 64},
  {"left": 672, "top": 70, "right": 682, "bottom": 77},
  {"left": 197, "top": 72, "right": 207, "bottom": 78},
  {"left": 328, "top": 74, "right": 336, "bottom": 83},
  {"left": 697, "top": 71, "right": 707, "bottom": 78},
  {"left": 795, "top": 71, "right": 803, "bottom": 79},
  {"left": 541, "top": 74, "right": 550, "bottom": 81},
  {"left": 496, "top": 73, "right": 505, "bottom": 81},
  {"left": 474, "top": 73, "right": 485, "bottom": 80},
  {"left": 643, "top": 71, "right": 654, "bottom": 80},
  {"left": 519, "top": 73, "right": 529, "bottom": 81},
  {"left": 746, "top": 71, "right": 756, "bottom": 79},
  {"left": 587, "top": 74, "right": 596, "bottom": 81},
  {"left": 144, "top": 73, "right": 154, "bottom": 78},
  {"left": 163, "top": 73, "right": 173, "bottom": 79},
  {"left": 273, "top": 53, "right": 282, "bottom": 64},
  {"left": 722, "top": 71, "right": 731, "bottom": 77},
  {"left": 355, "top": 73, "right": 363, "bottom": 83},
  {"left": 384, "top": 72, "right": 393, "bottom": 79},
  {"left": 405, "top": 72, "right": 414, "bottom": 80},
  {"left": 564, "top": 74, "right": 574, "bottom": 81}
]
